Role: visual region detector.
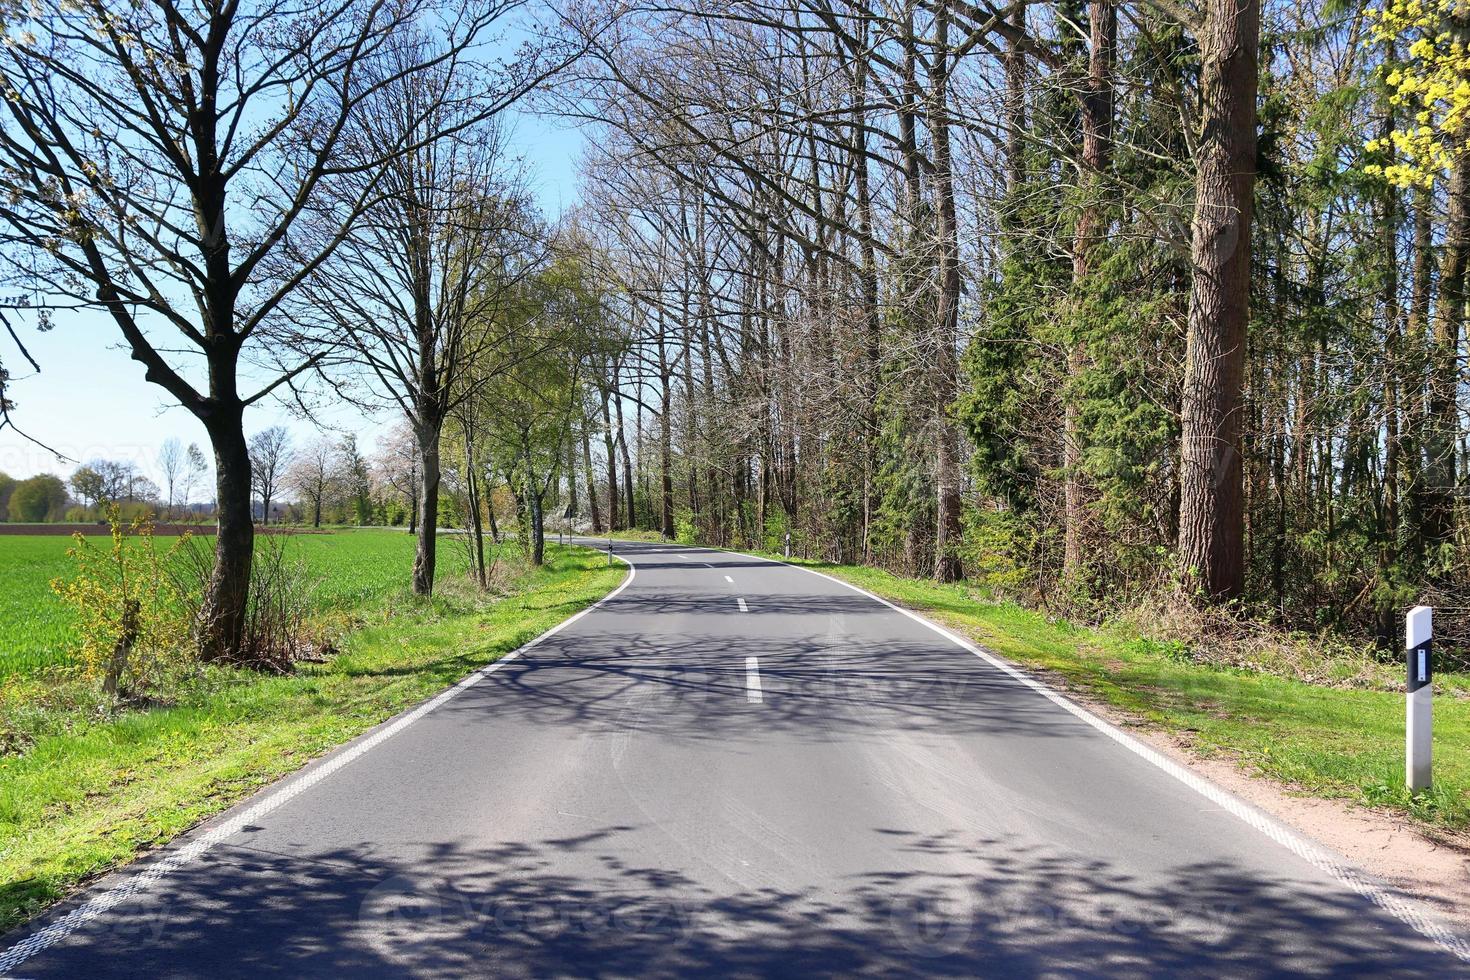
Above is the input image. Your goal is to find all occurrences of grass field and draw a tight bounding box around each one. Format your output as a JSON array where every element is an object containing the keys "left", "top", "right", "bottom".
[
  {"left": 0, "top": 528, "right": 470, "bottom": 676},
  {"left": 0, "top": 537, "right": 80, "bottom": 675},
  {"left": 0, "top": 540, "right": 623, "bottom": 934},
  {"left": 759, "top": 554, "right": 1470, "bottom": 833}
]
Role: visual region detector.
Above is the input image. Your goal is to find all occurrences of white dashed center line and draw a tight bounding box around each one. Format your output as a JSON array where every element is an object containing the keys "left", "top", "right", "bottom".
[
  {"left": 724, "top": 575, "right": 734, "bottom": 583},
  {"left": 736, "top": 597, "right": 748, "bottom": 612},
  {"left": 745, "top": 657, "right": 763, "bottom": 703}
]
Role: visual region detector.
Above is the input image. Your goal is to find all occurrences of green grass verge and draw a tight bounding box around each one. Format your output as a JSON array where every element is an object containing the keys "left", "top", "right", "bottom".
[
  {"left": 760, "top": 553, "right": 1470, "bottom": 833},
  {"left": 0, "top": 543, "right": 623, "bottom": 935}
]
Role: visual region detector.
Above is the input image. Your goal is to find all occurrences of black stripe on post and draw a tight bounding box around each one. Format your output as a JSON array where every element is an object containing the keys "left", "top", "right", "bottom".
[{"left": 1408, "top": 639, "right": 1432, "bottom": 693}]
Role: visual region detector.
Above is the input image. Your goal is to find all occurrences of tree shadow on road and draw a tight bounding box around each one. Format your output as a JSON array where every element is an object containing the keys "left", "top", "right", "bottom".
[{"left": 11, "top": 824, "right": 1458, "bottom": 978}]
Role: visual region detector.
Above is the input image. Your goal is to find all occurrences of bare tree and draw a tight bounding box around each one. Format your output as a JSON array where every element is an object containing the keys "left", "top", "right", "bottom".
[
  {"left": 249, "top": 427, "right": 293, "bottom": 526},
  {"left": 158, "top": 438, "right": 185, "bottom": 520},
  {"left": 0, "top": 0, "right": 541, "bottom": 660},
  {"left": 373, "top": 424, "right": 422, "bottom": 533},
  {"left": 280, "top": 62, "right": 551, "bottom": 594},
  {"left": 179, "top": 443, "right": 210, "bottom": 516}
]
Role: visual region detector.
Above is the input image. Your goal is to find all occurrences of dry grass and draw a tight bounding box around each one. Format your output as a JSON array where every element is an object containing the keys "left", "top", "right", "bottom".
[{"left": 1106, "top": 594, "right": 1406, "bottom": 691}]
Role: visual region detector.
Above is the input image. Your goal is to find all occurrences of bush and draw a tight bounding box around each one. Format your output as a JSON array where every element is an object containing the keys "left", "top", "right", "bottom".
[
  {"left": 675, "top": 507, "right": 696, "bottom": 544},
  {"left": 763, "top": 511, "right": 792, "bottom": 554},
  {"left": 50, "top": 509, "right": 193, "bottom": 697},
  {"left": 174, "top": 532, "right": 322, "bottom": 669}
]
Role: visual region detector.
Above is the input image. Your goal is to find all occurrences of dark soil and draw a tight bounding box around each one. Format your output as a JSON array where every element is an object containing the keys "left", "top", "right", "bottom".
[{"left": 0, "top": 523, "right": 328, "bottom": 536}]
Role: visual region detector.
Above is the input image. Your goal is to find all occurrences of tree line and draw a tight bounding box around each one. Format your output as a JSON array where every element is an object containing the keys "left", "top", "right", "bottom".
[
  {"left": 1, "top": 0, "right": 1465, "bottom": 662},
  {"left": 537, "top": 0, "right": 1469, "bottom": 647}
]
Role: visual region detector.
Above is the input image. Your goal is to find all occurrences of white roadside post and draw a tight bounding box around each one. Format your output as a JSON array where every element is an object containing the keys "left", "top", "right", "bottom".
[
  {"left": 784, "top": 531, "right": 791, "bottom": 560},
  {"left": 608, "top": 532, "right": 613, "bottom": 567},
  {"left": 1406, "top": 605, "right": 1433, "bottom": 793}
]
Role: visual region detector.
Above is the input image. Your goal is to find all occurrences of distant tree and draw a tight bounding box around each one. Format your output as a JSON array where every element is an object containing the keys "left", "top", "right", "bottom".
[
  {"left": 248, "top": 428, "right": 293, "bottom": 526},
  {"left": 179, "top": 444, "right": 210, "bottom": 515},
  {"left": 287, "top": 440, "right": 338, "bottom": 528},
  {"left": 69, "top": 465, "right": 106, "bottom": 513},
  {"left": 124, "top": 475, "right": 161, "bottom": 504},
  {"left": 336, "top": 435, "right": 374, "bottom": 526},
  {"left": 72, "top": 459, "right": 156, "bottom": 507},
  {"left": 0, "top": 472, "right": 14, "bottom": 521},
  {"left": 10, "top": 474, "right": 68, "bottom": 522},
  {"left": 372, "top": 425, "right": 421, "bottom": 534},
  {"left": 158, "top": 439, "right": 185, "bottom": 518},
  {"left": 97, "top": 461, "right": 131, "bottom": 502}
]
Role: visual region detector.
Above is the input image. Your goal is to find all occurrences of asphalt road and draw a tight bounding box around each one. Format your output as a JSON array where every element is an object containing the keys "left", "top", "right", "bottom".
[{"left": 3, "top": 540, "right": 1466, "bottom": 977}]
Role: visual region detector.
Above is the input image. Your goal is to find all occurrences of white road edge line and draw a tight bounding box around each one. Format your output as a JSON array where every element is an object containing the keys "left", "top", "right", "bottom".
[
  {"left": 0, "top": 553, "right": 639, "bottom": 977},
  {"left": 736, "top": 597, "right": 748, "bottom": 612},
  {"left": 730, "top": 548, "right": 1470, "bottom": 964},
  {"left": 746, "top": 656, "right": 763, "bottom": 703}
]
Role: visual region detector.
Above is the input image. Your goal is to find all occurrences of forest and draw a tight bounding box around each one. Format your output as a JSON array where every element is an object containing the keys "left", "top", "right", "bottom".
[{"left": 545, "top": 0, "right": 1470, "bottom": 655}]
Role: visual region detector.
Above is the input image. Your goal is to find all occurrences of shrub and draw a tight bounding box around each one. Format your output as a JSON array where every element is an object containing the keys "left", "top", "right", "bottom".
[
  {"left": 173, "top": 532, "right": 322, "bottom": 670},
  {"left": 50, "top": 508, "right": 193, "bottom": 697},
  {"left": 675, "top": 507, "right": 696, "bottom": 545}
]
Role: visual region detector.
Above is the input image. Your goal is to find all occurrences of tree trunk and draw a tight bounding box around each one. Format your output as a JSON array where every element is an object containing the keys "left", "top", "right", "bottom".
[
  {"left": 526, "top": 446, "right": 545, "bottom": 565},
  {"left": 1400, "top": 187, "right": 1433, "bottom": 563},
  {"left": 1004, "top": 3, "right": 1027, "bottom": 193},
  {"left": 1177, "top": 0, "right": 1260, "bottom": 601},
  {"left": 1378, "top": 66, "right": 1402, "bottom": 614},
  {"left": 582, "top": 425, "right": 604, "bottom": 534},
  {"left": 619, "top": 425, "right": 637, "bottom": 532},
  {"left": 850, "top": 28, "right": 881, "bottom": 563},
  {"left": 655, "top": 319, "right": 675, "bottom": 537},
  {"left": 486, "top": 468, "right": 501, "bottom": 543},
  {"left": 1063, "top": 0, "right": 1116, "bottom": 583},
  {"left": 199, "top": 412, "right": 254, "bottom": 662},
  {"left": 600, "top": 385, "right": 621, "bottom": 530},
  {"left": 412, "top": 421, "right": 441, "bottom": 596},
  {"left": 931, "top": 1, "right": 963, "bottom": 583},
  {"left": 465, "top": 434, "right": 486, "bottom": 587},
  {"left": 1424, "top": 153, "right": 1470, "bottom": 558},
  {"left": 566, "top": 432, "right": 579, "bottom": 518}
]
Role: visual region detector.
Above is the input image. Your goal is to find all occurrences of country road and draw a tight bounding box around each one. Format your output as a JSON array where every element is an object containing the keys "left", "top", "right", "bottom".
[{"left": 3, "top": 540, "right": 1466, "bottom": 977}]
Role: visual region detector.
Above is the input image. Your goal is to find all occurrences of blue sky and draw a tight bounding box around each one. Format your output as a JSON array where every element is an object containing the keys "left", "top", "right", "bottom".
[{"left": 0, "top": 111, "right": 585, "bottom": 494}]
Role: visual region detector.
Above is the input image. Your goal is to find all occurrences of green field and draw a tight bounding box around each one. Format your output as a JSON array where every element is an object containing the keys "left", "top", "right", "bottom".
[
  {"left": 0, "top": 537, "right": 79, "bottom": 675},
  {"left": 0, "top": 529, "right": 470, "bottom": 676}
]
